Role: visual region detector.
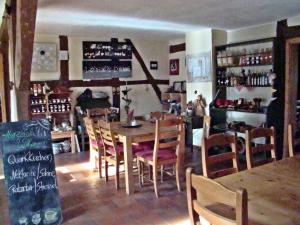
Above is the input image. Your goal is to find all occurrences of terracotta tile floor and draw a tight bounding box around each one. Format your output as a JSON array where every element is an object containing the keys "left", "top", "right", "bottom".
[{"left": 0, "top": 148, "right": 202, "bottom": 225}]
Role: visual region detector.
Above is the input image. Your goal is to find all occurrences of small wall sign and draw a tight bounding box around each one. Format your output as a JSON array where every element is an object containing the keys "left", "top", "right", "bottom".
[
  {"left": 150, "top": 61, "right": 158, "bottom": 70},
  {"left": 170, "top": 59, "right": 179, "bottom": 75}
]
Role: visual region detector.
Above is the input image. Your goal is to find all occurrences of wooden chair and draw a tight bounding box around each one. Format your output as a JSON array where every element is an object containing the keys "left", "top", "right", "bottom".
[
  {"left": 163, "top": 113, "right": 177, "bottom": 120},
  {"left": 288, "top": 123, "right": 300, "bottom": 157},
  {"left": 83, "top": 117, "right": 103, "bottom": 178},
  {"left": 98, "top": 120, "right": 142, "bottom": 189},
  {"left": 136, "top": 118, "right": 184, "bottom": 197},
  {"left": 87, "top": 108, "right": 108, "bottom": 121},
  {"left": 202, "top": 133, "right": 239, "bottom": 179},
  {"left": 186, "top": 168, "right": 248, "bottom": 225},
  {"left": 203, "top": 115, "right": 211, "bottom": 138},
  {"left": 98, "top": 120, "right": 123, "bottom": 189},
  {"left": 245, "top": 127, "right": 277, "bottom": 169},
  {"left": 150, "top": 111, "right": 163, "bottom": 120}
]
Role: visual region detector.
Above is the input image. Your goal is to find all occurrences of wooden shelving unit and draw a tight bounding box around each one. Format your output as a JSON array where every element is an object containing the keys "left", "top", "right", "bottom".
[
  {"left": 210, "top": 37, "right": 278, "bottom": 127},
  {"left": 30, "top": 91, "right": 72, "bottom": 124}
]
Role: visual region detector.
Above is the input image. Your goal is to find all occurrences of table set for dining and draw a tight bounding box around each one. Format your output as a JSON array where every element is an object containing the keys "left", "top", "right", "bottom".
[{"left": 110, "top": 120, "right": 185, "bottom": 195}]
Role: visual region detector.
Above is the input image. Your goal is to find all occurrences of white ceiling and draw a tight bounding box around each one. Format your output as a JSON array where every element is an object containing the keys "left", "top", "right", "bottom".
[{"left": 24, "top": 0, "right": 300, "bottom": 40}]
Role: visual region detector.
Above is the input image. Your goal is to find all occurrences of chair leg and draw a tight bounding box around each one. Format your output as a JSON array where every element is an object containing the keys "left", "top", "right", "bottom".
[
  {"left": 160, "top": 165, "right": 164, "bottom": 183},
  {"left": 98, "top": 152, "right": 102, "bottom": 178},
  {"left": 141, "top": 162, "right": 145, "bottom": 185},
  {"left": 175, "top": 162, "right": 181, "bottom": 192},
  {"left": 149, "top": 165, "right": 153, "bottom": 180},
  {"left": 153, "top": 165, "right": 159, "bottom": 198},
  {"left": 90, "top": 149, "right": 97, "bottom": 170},
  {"left": 105, "top": 160, "right": 109, "bottom": 182},
  {"left": 115, "top": 160, "right": 120, "bottom": 190},
  {"left": 137, "top": 160, "right": 142, "bottom": 188}
]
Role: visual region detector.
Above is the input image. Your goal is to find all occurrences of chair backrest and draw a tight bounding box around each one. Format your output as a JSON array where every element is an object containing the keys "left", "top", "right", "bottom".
[
  {"left": 202, "top": 133, "right": 239, "bottom": 179},
  {"left": 150, "top": 111, "right": 163, "bottom": 120},
  {"left": 203, "top": 115, "right": 211, "bottom": 138},
  {"left": 186, "top": 168, "right": 248, "bottom": 225},
  {"left": 98, "top": 120, "right": 117, "bottom": 154},
  {"left": 288, "top": 123, "right": 300, "bottom": 157},
  {"left": 153, "top": 118, "right": 184, "bottom": 162},
  {"left": 83, "top": 117, "right": 101, "bottom": 150},
  {"left": 87, "top": 108, "right": 108, "bottom": 121},
  {"left": 245, "top": 127, "right": 277, "bottom": 169},
  {"left": 163, "top": 113, "right": 177, "bottom": 120}
]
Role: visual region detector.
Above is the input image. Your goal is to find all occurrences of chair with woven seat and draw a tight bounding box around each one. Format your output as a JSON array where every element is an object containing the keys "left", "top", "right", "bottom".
[
  {"left": 136, "top": 118, "right": 184, "bottom": 197},
  {"left": 288, "top": 123, "right": 300, "bottom": 157},
  {"left": 202, "top": 133, "right": 240, "bottom": 179},
  {"left": 83, "top": 117, "right": 103, "bottom": 178},
  {"left": 98, "top": 120, "right": 142, "bottom": 189},
  {"left": 186, "top": 167, "right": 248, "bottom": 225},
  {"left": 245, "top": 127, "right": 277, "bottom": 169}
]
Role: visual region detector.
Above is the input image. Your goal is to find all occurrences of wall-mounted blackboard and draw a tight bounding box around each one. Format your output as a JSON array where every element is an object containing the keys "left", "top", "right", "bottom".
[
  {"left": 82, "top": 39, "right": 133, "bottom": 80},
  {"left": 0, "top": 119, "right": 62, "bottom": 225}
]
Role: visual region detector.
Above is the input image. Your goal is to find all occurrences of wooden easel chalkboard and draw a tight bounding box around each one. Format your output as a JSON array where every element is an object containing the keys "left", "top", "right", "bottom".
[{"left": 0, "top": 119, "right": 62, "bottom": 225}]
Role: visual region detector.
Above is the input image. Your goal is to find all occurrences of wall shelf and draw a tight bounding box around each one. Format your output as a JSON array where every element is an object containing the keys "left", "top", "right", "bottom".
[{"left": 211, "top": 37, "right": 278, "bottom": 128}]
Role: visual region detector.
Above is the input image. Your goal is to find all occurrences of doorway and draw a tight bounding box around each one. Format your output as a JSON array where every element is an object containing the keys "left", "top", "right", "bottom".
[{"left": 284, "top": 37, "right": 300, "bottom": 157}]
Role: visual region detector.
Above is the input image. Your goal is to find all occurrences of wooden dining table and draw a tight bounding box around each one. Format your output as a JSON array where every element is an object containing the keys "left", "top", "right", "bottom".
[
  {"left": 111, "top": 120, "right": 185, "bottom": 195},
  {"left": 216, "top": 156, "right": 300, "bottom": 225}
]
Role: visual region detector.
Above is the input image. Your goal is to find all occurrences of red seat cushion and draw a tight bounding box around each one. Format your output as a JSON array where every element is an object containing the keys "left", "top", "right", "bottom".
[
  {"left": 106, "top": 143, "right": 143, "bottom": 155},
  {"left": 91, "top": 139, "right": 103, "bottom": 148},
  {"left": 138, "top": 141, "right": 154, "bottom": 151},
  {"left": 137, "top": 148, "right": 177, "bottom": 162}
]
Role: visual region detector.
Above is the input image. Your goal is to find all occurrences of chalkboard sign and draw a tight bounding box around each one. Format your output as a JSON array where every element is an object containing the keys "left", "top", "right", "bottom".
[{"left": 0, "top": 119, "right": 62, "bottom": 225}]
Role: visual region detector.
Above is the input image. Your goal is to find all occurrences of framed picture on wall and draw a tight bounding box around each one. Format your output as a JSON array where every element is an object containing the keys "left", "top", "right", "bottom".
[
  {"left": 31, "top": 43, "right": 57, "bottom": 72},
  {"left": 186, "top": 52, "right": 211, "bottom": 82},
  {"left": 150, "top": 61, "right": 158, "bottom": 70},
  {"left": 173, "top": 81, "right": 182, "bottom": 92},
  {"left": 170, "top": 59, "right": 179, "bottom": 75}
]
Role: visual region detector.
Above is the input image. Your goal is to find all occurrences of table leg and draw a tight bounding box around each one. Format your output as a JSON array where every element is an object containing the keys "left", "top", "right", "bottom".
[
  {"left": 179, "top": 128, "right": 185, "bottom": 180},
  {"left": 123, "top": 136, "right": 134, "bottom": 195},
  {"left": 71, "top": 132, "right": 76, "bottom": 153}
]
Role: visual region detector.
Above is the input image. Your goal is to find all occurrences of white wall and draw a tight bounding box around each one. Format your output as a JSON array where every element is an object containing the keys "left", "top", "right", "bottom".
[
  {"left": 169, "top": 38, "right": 186, "bottom": 85},
  {"left": 185, "top": 29, "right": 214, "bottom": 146},
  {"left": 31, "top": 34, "right": 169, "bottom": 119},
  {"left": 227, "top": 23, "right": 276, "bottom": 43},
  {"left": 288, "top": 14, "right": 300, "bottom": 27}
]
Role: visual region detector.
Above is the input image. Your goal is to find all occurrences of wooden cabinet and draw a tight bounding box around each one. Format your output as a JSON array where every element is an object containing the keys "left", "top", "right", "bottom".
[
  {"left": 30, "top": 91, "right": 73, "bottom": 125},
  {"left": 161, "top": 92, "right": 187, "bottom": 112}
]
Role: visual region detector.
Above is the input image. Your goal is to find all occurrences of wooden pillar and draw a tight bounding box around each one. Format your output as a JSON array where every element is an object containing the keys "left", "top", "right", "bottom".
[
  {"left": 59, "top": 35, "right": 69, "bottom": 86},
  {"left": 284, "top": 38, "right": 300, "bottom": 157},
  {"left": 14, "top": 0, "right": 38, "bottom": 120}
]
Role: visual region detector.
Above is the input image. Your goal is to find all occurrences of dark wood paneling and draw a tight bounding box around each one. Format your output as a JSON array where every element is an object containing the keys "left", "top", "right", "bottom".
[
  {"left": 169, "top": 43, "right": 186, "bottom": 54},
  {"left": 59, "top": 35, "right": 69, "bottom": 84}
]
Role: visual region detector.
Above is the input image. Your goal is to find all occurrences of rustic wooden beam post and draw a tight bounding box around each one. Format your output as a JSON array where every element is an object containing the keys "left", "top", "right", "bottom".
[
  {"left": 59, "top": 35, "right": 70, "bottom": 86},
  {"left": 14, "top": 0, "right": 38, "bottom": 120}
]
